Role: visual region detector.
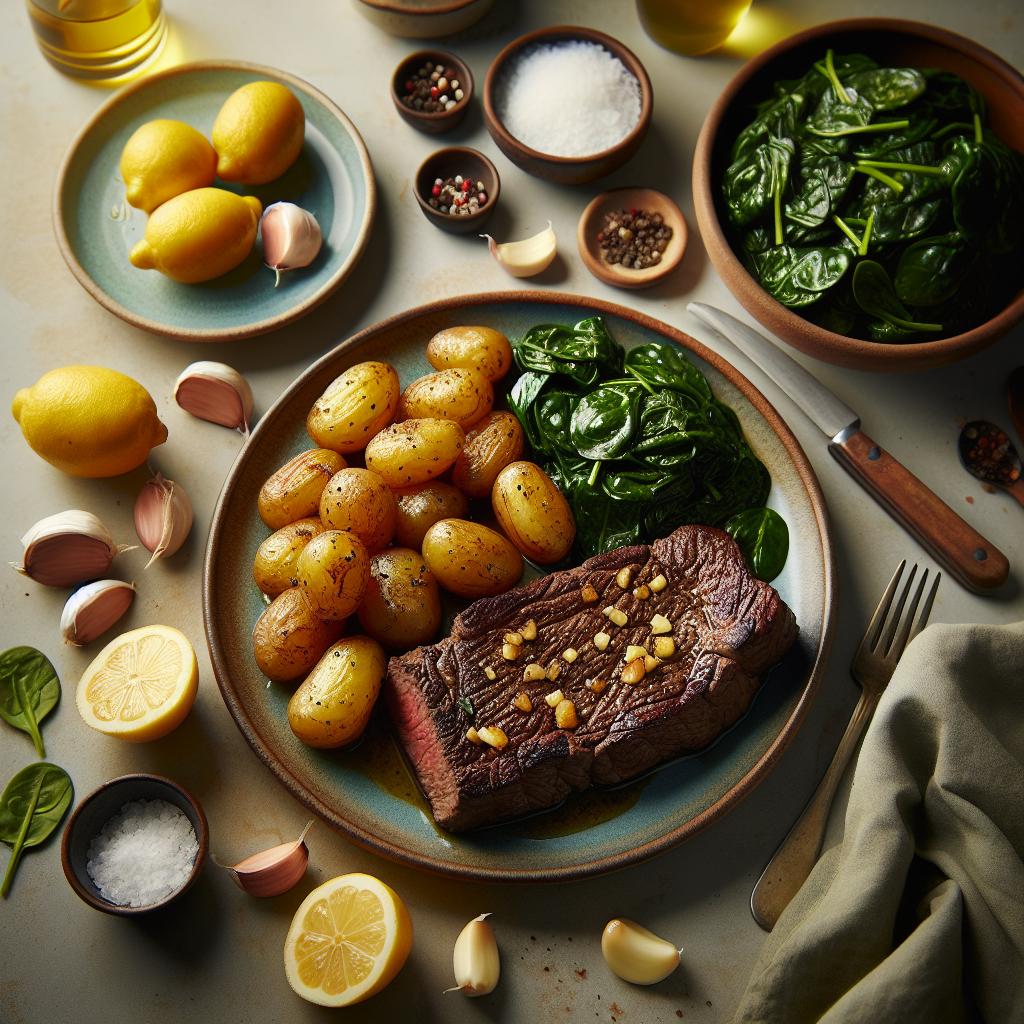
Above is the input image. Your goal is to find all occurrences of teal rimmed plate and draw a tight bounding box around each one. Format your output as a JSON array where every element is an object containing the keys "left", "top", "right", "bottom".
[
  {"left": 53, "top": 61, "right": 375, "bottom": 342},
  {"left": 204, "top": 292, "right": 836, "bottom": 882}
]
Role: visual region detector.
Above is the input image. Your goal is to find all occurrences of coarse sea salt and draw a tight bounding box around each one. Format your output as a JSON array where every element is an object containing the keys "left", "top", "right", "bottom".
[
  {"left": 87, "top": 798, "right": 198, "bottom": 908},
  {"left": 495, "top": 40, "right": 642, "bottom": 158}
]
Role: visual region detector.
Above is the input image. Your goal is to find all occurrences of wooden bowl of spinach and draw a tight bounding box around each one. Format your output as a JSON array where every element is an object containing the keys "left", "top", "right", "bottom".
[{"left": 693, "top": 18, "right": 1024, "bottom": 371}]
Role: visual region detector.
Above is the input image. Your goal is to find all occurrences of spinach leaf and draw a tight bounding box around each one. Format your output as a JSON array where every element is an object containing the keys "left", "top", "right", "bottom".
[
  {"left": 855, "top": 197, "right": 943, "bottom": 245},
  {"left": 0, "top": 647, "right": 61, "bottom": 758},
  {"left": 894, "top": 233, "right": 969, "bottom": 306},
  {"left": 534, "top": 389, "right": 582, "bottom": 461},
  {"left": 807, "top": 86, "right": 873, "bottom": 134},
  {"left": 623, "top": 342, "right": 712, "bottom": 402},
  {"left": 571, "top": 478, "right": 644, "bottom": 555},
  {"left": 0, "top": 762, "right": 73, "bottom": 897},
  {"left": 723, "top": 136, "right": 794, "bottom": 228},
  {"left": 754, "top": 245, "right": 851, "bottom": 307},
  {"left": 785, "top": 158, "right": 855, "bottom": 228},
  {"left": 844, "top": 68, "right": 925, "bottom": 110},
  {"left": 508, "top": 370, "right": 549, "bottom": 450},
  {"left": 852, "top": 117, "right": 940, "bottom": 158},
  {"left": 725, "top": 508, "right": 790, "bottom": 582},
  {"left": 569, "top": 384, "right": 641, "bottom": 460},
  {"left": 852, "top": 260, "right": 943, "bottom": 333},
  {"left": 513, "top": 317, "right": 621, "bottom": 387},
  {"left": 732, "top": 91, "right": 806, "bottom": 161}
]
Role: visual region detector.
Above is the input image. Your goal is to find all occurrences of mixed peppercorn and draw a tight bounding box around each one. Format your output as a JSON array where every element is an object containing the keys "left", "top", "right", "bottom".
[
  {"left": 427, "top": 174, "right": 489, "bottom": 217},
  {"left": 598, "top": 208, "right": 673, "bottom": 270},
  {"left": 401, "top": 60, "right": 466, "bottom": 114}
]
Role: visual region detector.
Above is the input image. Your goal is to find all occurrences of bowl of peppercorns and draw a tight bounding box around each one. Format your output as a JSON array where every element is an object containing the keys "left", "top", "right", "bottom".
[
  {"left": 415, "top": 146, "right": 499, "bottom": 234},
  {"left": 391, "top": 49, "right": 474, "bottom": 134}
]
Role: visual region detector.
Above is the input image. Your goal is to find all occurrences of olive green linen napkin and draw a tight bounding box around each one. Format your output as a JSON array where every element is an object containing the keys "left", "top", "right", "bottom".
[{"left": 733, "top": 621, "right": 1024, "bottom": 1024}]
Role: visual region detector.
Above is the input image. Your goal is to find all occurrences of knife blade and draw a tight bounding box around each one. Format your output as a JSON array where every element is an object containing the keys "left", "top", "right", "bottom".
[{"left": 687, "top": 302, "right": 1009, "bottom": 593}]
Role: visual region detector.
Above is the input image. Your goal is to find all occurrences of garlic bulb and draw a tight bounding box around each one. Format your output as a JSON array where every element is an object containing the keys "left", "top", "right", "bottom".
[
  {"left": 61, "top": 580, "right": 135, "bottom": 646},
  {"left": 173, "top": 361, "right": 254, "bottom": 433},
  {"left": 446, "top": 913, "right": 500, "bottom": 997},
  {"left": 481, "top": 222, "right": 557, "bottom": 277},
  {"left": 221, "top": 821, "right": 313, "bottom": 897},
  {"left": 134, "top": 473, "right": 193, "bottom": 568},
  {"left": 601, "top": 918, "right": 682, "bottom": 985},
  {"left": 261, "top": 202, "right": 322, "bottom": 286},
  {"left": 14, "top": 511, "right": 130, "bottom": 588}
]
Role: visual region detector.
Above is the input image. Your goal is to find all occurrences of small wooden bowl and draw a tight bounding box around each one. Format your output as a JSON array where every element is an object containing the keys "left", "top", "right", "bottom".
[
  {"left": 578, "top": 187, "right": 687, "bottom": 290},
  {"left": 414, "top": 146, "right": 500, "bottom": 234},
  {"left": 391, "top": 49, "right": 473, "bottom": 134},
  {"left": 483, "top": 25, "right": 653, "bottom": 185},
  {"left": 356, "top": 0, "right": 493, "bottom": 39},
  {"left": 61, "top": 773, "right": 209, "bottom": 916}
]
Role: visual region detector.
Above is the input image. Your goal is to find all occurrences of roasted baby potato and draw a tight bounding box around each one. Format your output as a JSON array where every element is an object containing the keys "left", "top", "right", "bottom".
[
  {"left": 253, "top": 517, "right": 324, "bottom": 597},
  {"left": 306, "top": 361, "right": 400, "bottom": 453},
  {"left": 258, "top": 448, "right": 345, "bottom": 529},
  {"left": 426, "top": 326, "right": 513, "bottom": 383},
  {"left": 252, "top": 587, "right": 343, "bottom": 683},
  {"left": 396, "top": 368, "right": 493, "bottom": 430},
  {"left": 319, "top": 467, "right": 397, "bottom": 552},
  {"left": 295, "top": 530, "right": 370, "bottom": 620},
  {"left": 357, "top": 548, "right": 441, "bottom": 649},
  {"left": 451, "top": 411, "right": 525, "bottom": 499},
  {"left": 421, "top": 518, "right": 523, "bottom": 598},
  {"left": 364, "top": 417, "right": 465, "bottom": 487},
  {"left": 287, "top": 636, "right": 386, "bottom": 748},
  {"left": 393, "top": 481, "right": 469, "bottom": 550},
  {"left": 492, "top": 461, "right": 576, "bottom": 565}
]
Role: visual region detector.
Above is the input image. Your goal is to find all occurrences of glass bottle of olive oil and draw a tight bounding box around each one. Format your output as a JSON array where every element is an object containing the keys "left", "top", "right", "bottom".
[{"left": 636, "top": 0, "right": 753, "bottom": 56}]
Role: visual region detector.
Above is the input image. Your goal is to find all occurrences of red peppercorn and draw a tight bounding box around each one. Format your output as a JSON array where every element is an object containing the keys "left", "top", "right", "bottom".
[
  {"left": 432, "top": 185, "right": 442, "bottom": 197},
  {"left": 461, "top": 179, "right": 471, "bottom": 192},
  {"left": 430, "top": 86, "right": 439, "bottom": 99},
  {"left": 454, "top": 197, "right": 464, "bottom": 207},
  {"left": 405, "top": 80, "right": 415, "bottom": 93}
]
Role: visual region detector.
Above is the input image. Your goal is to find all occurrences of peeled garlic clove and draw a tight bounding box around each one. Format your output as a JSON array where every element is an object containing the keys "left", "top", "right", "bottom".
[
  {"left": 60, "top": 579, "right": 135, "bottom": 646},
  {"left": 134, "top": 473, "right": 193, "bottom": 568},
  {"left": 446, "top": 913, "right": 500, "bottom": 997},
  {"left": 221, "top": 821, "right": 313, "bottom": 898},
  {"left": 261, "top": 202, "right": 322, "bottom": 286},
  {"left": 601, "top": 918, "right": 682, "bottom": 985},
  {"left": 481, "top": 221, "right": 557, "bottom": 278},
  {"left": 14, "top": 510, "right": 130, "bottom": 588},
  {"left": 174, "top": 361, "right": 254, "bottom": 433}
]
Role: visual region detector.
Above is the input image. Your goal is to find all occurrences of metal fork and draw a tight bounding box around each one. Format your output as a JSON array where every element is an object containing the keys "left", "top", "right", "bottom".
[{"left": 749, "top": 561, "right": 941, "bottom": 931}]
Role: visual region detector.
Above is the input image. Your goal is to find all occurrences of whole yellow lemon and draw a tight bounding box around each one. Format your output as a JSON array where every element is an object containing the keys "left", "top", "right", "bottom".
[
  {"left": 212, "top": 81, "right": 305, "bottom": 185},
  {"left": 119, "top": 118, "right": 217, "bottom": 213},
  {"left": 129, "top": 187, "right": 262, "bottom": 283},
  {"left": 12, "top": 366, "right": 168, "bottom": 478}
]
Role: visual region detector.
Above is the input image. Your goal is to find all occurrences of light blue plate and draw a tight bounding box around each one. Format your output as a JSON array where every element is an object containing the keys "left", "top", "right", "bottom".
[{"left": 54, "top": 61, "right": 375, "bottom": 341}]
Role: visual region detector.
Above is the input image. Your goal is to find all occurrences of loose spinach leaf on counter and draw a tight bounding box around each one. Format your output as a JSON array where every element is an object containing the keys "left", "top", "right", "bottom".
[
  {"left": 725, "top": 508, "right": 790, "bottom": 583},
  {"left": 0, "top": 762, "right": 73, "bottom": 897},
  {"left": 0, "top": 647, "right": 61, "bottom": 758}
]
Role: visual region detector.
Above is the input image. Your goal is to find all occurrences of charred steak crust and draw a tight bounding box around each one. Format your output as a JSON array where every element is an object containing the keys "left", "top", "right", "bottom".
[{"left": 385, "top": 525, "right": 798, "bottom": 833}]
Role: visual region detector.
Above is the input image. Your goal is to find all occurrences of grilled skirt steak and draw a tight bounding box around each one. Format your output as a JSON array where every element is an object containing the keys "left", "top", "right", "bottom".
[{"left": 385, "top": 524, "right": 798, "bottom": 832}]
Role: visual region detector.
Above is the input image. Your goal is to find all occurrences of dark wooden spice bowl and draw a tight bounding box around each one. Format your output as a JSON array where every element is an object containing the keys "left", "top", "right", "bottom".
[
  {"left": 483, "top": 25, "right": 653, "bottom": 185},
  {"left": 693, "top": 18, "right": 1024, "bottom": 371},
  {"left": 61, "top": 773, "right": 209, "bottom": 917},
  {"left": 414, "top": 146, "right": 500, "bottom": 234},
  {"left": 578, "top": 187, "right": 688, "bottom": 290},
  {"left": 391, "top": 49, "right": 474, "bottom": 134}
]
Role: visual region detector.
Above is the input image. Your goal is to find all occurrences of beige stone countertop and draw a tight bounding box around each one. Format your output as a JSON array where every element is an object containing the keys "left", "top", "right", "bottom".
[{"left": 1, "top": 0, "right": 1021, "bottom": 1021}]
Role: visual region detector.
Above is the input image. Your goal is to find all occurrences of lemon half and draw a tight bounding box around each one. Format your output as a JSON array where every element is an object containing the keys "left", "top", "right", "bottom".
[{"left": 76, "top": 625, "right": 198, "bottom": 742}]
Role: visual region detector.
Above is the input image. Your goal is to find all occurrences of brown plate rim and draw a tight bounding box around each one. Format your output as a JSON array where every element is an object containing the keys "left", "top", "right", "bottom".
[
  {"left": 203, "top": 289, "right": 837, "bottom": 883},
  {"left": 51, "top": 59, "right": 377, "bottom": 343}
]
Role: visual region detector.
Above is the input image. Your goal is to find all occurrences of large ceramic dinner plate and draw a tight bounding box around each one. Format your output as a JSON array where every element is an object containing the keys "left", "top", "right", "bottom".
[
  {"left": 53, "top": 61, "right": 375, "bottom": 342},
  {"left": 204, "top": 292, "right": 836, "bottom": 882}
]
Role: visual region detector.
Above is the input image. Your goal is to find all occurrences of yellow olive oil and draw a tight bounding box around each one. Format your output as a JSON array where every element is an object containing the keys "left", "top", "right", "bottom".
[{"left": 636, "top": 0, "right": 753, "bottom": 56}]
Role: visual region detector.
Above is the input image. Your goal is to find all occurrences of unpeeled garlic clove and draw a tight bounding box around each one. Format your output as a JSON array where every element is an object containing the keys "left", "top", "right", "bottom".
[
  {"left": 446, "top": 913, "right": 500, "bottom": 997},
  {"left": 220, "top": 821, "right": 313, "bottom": 897},
  {"left": 261, "top": 202, "right": 322, "bottom": 286},
  {"left": 134, "top": 473, "right": 193, "bottom": 568},
  {"left": 174, "top": 361, "right": 254, "bottom": 433},
  {"left": 601, "top": 918, "right": 682, "bottom": 985},
  {"left": 14, "top": 511, "right": 130, "bottom": 588},
  {"left": 481, "top": 221, "right": 557, "bottom": 277},
  {"left": 61, "top": 579, "right": 135, "bottom": 646}
]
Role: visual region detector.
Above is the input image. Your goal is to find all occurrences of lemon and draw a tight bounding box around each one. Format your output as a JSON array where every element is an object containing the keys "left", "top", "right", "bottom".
[
  {"left": 129, "top": 187, "right": 262, "bottom": 283},
  {"left": 12, "top": 365, "right": 167, "bottom": 478},
  {"left": 212, "top": 81, "right": 305, "bottom": 185},
  {"left": 77, "top": 625, "right": 198, "bottom": 743},
  {"left": 284, "top": 873, "right": 413, "bottom": 1007},
  {"left": 119, "top": 118, "right": 217, "bottom": 213}
]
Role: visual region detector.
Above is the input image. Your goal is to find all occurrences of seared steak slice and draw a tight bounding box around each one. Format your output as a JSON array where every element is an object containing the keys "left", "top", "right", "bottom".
[{"left": 385, "top": 524, "right": 797, "bottom": 832}]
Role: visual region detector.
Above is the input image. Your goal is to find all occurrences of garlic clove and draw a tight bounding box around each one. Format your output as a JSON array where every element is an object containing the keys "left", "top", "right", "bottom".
[
  {"left": 14, "top": 510, "right": 130, "bottom": 588},
  {"left": 260, "top": 202, "right": 323, "bottom": 286},
  {"left": 446, "top": 913, "right": 500, "bottom": 997},
  {"left": 601, "top": 918, "right": 682, "bottom": 986},
  {"left": 481, "top": 221, "right": 557, "bottom": 277},
  {"left": 173, "top": 361, "right": 254, "bottom": 433},
  {"left": 134, "top": 473, "right": 193, "bottom": 568},
  {"left": 61, "top": 579, "right": 135, "bottom": 646},
  {"left": 220, "top": 821, "right": 313, "bottom": 898}
]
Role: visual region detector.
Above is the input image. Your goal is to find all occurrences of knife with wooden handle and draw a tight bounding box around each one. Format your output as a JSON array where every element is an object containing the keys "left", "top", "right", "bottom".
[{"left": 688, "top": 303, "right": 1009, "bottom": 593}]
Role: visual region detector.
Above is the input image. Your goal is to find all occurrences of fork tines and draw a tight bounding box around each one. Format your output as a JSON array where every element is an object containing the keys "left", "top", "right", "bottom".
[{"left": 864, "top": 561, "right": 941, "bottom": 662}]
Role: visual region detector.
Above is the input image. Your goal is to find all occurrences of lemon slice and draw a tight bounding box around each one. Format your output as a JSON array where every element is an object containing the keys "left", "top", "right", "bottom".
[
  {"left": 284, "top": 873, "right": 413, "bottom": 1007},
  {"left": 76, "top": 625, "right": 198, "bottom": 742}
]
